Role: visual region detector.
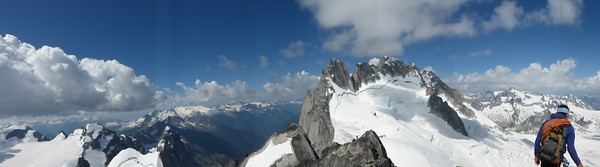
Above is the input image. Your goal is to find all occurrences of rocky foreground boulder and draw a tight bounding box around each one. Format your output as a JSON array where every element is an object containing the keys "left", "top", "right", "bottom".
[{"left": 240, "top": 124, "right": 394, "bottom": 167}]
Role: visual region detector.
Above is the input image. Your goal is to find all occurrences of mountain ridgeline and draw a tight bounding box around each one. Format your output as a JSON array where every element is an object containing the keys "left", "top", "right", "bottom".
[
  {"left": 302, "top": 57, "right": 473, "bottom": 153},
  {"left": 0, "top": 101, "right": 301, "bottom": 167},
  {"left": 465, "top": 88, "right": 598, "bottom": 134},
  {"left": 115, "top": 101, "right": 301, "bottom": 166},
  {"left": 243, "top": 57, "right": 476, "bottom": 166}
]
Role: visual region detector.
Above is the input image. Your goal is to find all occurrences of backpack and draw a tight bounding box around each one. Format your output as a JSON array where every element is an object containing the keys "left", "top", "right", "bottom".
[{"left": 539, "top": 123, "right": 570, "bottom": 165}]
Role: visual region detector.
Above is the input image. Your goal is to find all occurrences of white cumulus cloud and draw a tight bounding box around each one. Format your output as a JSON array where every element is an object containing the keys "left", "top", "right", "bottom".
[
  {"left": 167, "top": 71, "right": 320, "bottom": 107},
  {"left": 299, "top": 0, "right": 585, "bottom": 57},
  {"left": 173, "top": 80, "right": 257, "bottom": 106},
  {"left": 483, "top": 1, "right": 524, "bottom": 32},
  {"left": 263, "top": 71, "right": 320, "bottom": 100},
  {"left": 280, "top": 40, "right": 308, "bottom": 58},
  {"left": 0, "top": 34, "right": 165, "bottom": 116},
  {"left": 526, "top": 0, "right": 584, "bottom": 25},
  {"left": 298, "top": 0, "right": 476, "bottom": 57},
  {"left": 445, "top": 58, "right": 600, "bottom": 95}
]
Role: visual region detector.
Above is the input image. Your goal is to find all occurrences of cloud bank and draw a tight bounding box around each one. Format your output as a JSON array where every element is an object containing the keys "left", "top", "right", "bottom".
[
  {"left": 263, "top": 71, "right": 320, "bottom": 100},
  {"left": 298, "top": 0, "right": 584, "bottom": 57},
  {"left": 172, "top": 80, "right": 257, "bottom": 106},
  {"left": 170, "top": 71, "right": 320, "bottom": 107},
  {"left": 446, "top": 58, "right": 600, "bottom": 95},
  {"left": 0, "top": 34, "right": 165, "bottom": 116}
]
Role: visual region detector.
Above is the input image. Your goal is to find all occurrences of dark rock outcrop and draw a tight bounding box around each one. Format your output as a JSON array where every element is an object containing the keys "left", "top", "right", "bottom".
[
  {"left": 299, "top": 60, "right": 339, "bottom": 157},
  {"left": 287, "top": 124, "right": 319, "bottom": 162},
  {"left": 296, "top": 130, "right": 394, "bottom": 167},
  {"left": 350, "top": 62, "right": 380, "bottom": 91},
  {"left": 5, "top": 126, "right": 48, "bottom": 141},
  {"left": 424, "top": 70, "right": 476, "bottom": 118},
  {"left": 325, "top": 59, "right": 354, "bottom": 91},
  {"left": 245, "top": 125, "right": 394, "bottom": 167},
  {"left": 349, "top": 56, "right": 420, "bottom": 92},
  {"left": 428, "top": 94, "right": 469, "bottom": 136},
  {"left": 76, "top": 123, "right": 145, "bottom": 166},
  {"left": 158, "top": 126, "right": 201, "bottom": 167},
  {"left": 76, "top": 156, "right": 91, "bottom": 167}
]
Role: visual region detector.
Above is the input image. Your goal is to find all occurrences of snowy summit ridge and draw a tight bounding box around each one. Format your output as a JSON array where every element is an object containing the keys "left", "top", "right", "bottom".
[{"left": 244, "top": 57, "right": 479, "bottom": 166}]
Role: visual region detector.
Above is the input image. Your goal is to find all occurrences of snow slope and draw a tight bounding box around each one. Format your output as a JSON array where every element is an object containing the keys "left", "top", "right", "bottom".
[
  {"left": 107, "top": 148, "right": 162, "bottom": 167},
  {"left": 1, "top": 131, "right": 84, "bottom": 166},
  {"left": 327, "top": 75, "right": 600, "bottom": 166},
  {"left": 0, "top": 123, "right": 140, "bottom": 167},
  {"left": 244, "top": 136, "right": 293, "bottom": 167}
]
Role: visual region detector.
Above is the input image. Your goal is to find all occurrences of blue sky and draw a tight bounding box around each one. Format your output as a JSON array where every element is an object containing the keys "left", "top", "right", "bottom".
[{"left": 1, "top": 0, "right": 600, "bottom": 115}]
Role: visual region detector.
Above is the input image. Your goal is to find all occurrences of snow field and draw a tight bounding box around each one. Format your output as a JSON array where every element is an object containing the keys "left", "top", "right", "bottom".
[
  {"left": 329, "top": 76, "right": 541, "bottom": 167},
  {"left": 244, "top": 136, "right": 293, "bottom": 167},
  {"left": 107, "top": 148, "right": 162, "bottom": 167},
  {"left": 1, "top": 135, "right": 83, "bottom": 166}
]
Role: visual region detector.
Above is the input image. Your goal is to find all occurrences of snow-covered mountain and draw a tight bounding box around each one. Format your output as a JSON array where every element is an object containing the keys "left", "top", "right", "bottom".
[
  {"left": 0, "top": 125, "right": 49, "bottom": 163},
  {"left": 0, "top": 114, "right": 120, "bottom": 139},
  {"left": 107, "top": 101, "right": 301, "bottom": 166},
  {"left": 107, "top": 148, "right": 162, "bottom": 167},
  {"left": 243, "top": 57, "right": 600, "bottom": 167},
  {"left": 465, "top": 88, "right": 600, "bottom": 134},
  {"left": 0, "top": 101, "right": 301, "bottom": 167},
  {"left": 1, "top": 125, "right": 48, "bottom": 147},
  {"left": 1, "top": 123, "right": 150, "bottom": 167}
]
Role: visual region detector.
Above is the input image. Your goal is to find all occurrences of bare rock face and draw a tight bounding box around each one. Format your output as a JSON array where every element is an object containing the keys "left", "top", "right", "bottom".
[
  {"left": 349, "top": 56, "right": 420, "bottom": 92},
  {"left": 158, "top": 126, "right": 201, "bottom": 167},
  {"left": 286, "top": 124, "right": 318, "bottom": 162},
  {"left": 267, "top": 126, "right": 394, "bottom": 167},
  {"left": 427, "top": 94, "right": 469, "bottom": 136},
  {"left": 350, "top": 62, "right": 380, "bottom": 91},
  {"left": 5, "top": 126, "right": 48, "bottom": 141},
  {"left": 297, "top": 130, "right": 394, "bottom": 167},
  {"left": 70, "top": 123, "right": 145, "bottom": 166},
  {"left": 324, "top": 59, "right": 354, "bottom": 91},
  {"left": 298, "top": 60, "right": 344, "bottom": 157},
  {"left": 424, "top": 71, "right": 476, "bottom": 118}
]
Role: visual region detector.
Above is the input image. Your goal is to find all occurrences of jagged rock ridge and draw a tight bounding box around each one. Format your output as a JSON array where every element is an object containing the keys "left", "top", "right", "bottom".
[
  {"left": 74, "top": 123, "right": 145, "bottom": 166},
  {"left": 240, "top": 124, "right": 393, "bottom": 167},
  {"left": 301, "top": 57, "right": 472, "bottom": 157},
  {"left": 157, "top": 126, "right": 200, "bottom": 167},
  {"left": 114, "top": 101, "right": 301, "bottom": 166}
]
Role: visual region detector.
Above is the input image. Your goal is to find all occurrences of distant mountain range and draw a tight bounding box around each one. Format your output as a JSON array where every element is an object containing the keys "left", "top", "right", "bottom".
[
  {"left": 1, "top": 101, "right": 301, "bottom": 166},
  {"left": 465, "top": 87, "right": 599, "bottom": 134}
]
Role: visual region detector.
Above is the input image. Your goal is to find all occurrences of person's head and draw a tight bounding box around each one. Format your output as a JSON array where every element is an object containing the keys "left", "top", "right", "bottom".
[{"left": 557, "top": 104, "right": 570, "bottom": 116}]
